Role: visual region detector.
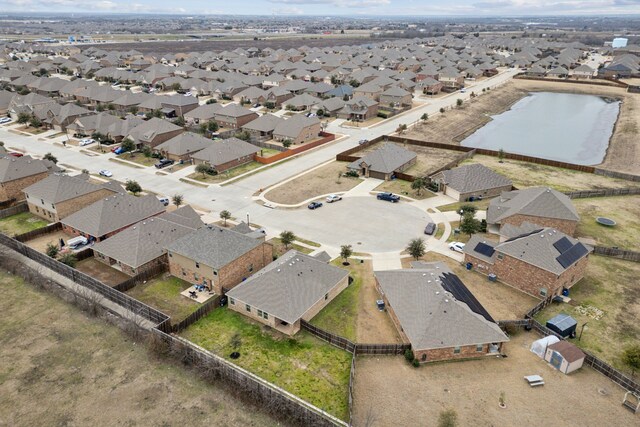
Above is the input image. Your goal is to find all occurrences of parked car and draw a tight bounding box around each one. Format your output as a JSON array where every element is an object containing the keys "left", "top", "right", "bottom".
[
  {"left": 155, "top": 158, "right": 175, "bottom": 169},
  {"left": 79, "top": 138, "right": 95, "bottom": 146},
  {"left": 377, "top": 192, "right": 400, "bottom": 203},
  {"left": 326, "top": 194, "right": 342, "bottom": 203},
  {"left": 358, "top": 139, "right": 369, "bottom": 145},
  {"left": 113, "top": 147, "right": 125, "bottom": 155},
  {"left": 0, "top": 117, "right": 12, "bottom": 124},
  {"left": 110, "top": 145, "right": 120, "bottom": 153},
  {"left": 449, "top": 242, "right": 466, "bottom": 253},
  {"left": 253, "top": 103, "right": 261, "bottom": 108},
  {"left": 184, "top": 92, "right": 192, "bottom": 97},
  {"left": 158, "top": 197, "right": 170, "bottom": 206},
  {"left": 8, "top": 152, "right": 24, "bottom": 157},
  {"left": 424, "top": 222, "right": 436, "bottom": 235},
  {"left": 308, "top": 201, "right": 323, "bottom": 210},
  {"left": 99, "top": 169, "right": 113, "bottom": 177},
  {"left": 67, "top": 235, "right": 88, "bottom": 250}
]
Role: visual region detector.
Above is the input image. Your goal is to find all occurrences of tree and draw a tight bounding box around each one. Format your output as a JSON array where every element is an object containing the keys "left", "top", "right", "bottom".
[
  {"left": 460, "top": 212, "right": 481, "bottom": 237},
  {"left": 175, "top": 116, "right": 185, "bottom": 127},
  {"left": 120, "top": 138, "right": 136, "bottom": 155},
  {"left": 171, "top": 83, "right": 182, "bottom": 92},
  {"left": 460, "top": 204, "right": 477, "bottom": 215},
  {"left": 219, "top": 210, "right": 232, "bottom": 226},
  {"left": 96, "top": 104, "right": 105, "bottom": 112},
  {"left": 125, "top": 180, "right": 142, "bottom": 195},
  {"left": 199, "top": 122, "right": 208, "bottom": 134},
  {"left": 128, "top": 106, "right": 139, "bottom": 115},
  {"left": 349, "top": 79, "right": 360, "bottom": 87},
  {"left": 28, "top": 115, "right": 41, "bottom": 128},
  {"left": 340, "top": 245, "right": 353, "bottom": 265},
  {"left": 45, "top": 243, "right": 59, "bottom": 258},
  {"left": 59, "top": 252, "right": 77, "bottom": 268},
  {"left": 141, "top": 144, "right": 153, "bottom": 158},
  {"left": 279, "top": 230, "right": 296, "bottom": 249},
  {"left": 411, "top": 177, "right": 426, "bottom": 196},
  {"left": 91, "top": 131, "right": 105, "bottom": 143},
  {"left": 235, "top": 130, "right": 250, "bottom": 141},
  {"left": 396, "top": 123, "right": 408, "bottom": 134},
  {"left": 106, "top": 103, "right": 115, "bottom": 111},
  {"left": 206, "top": 98, "right": 217, "bottom": 104},
  {"left": 407, "top": 238, "right": 426, "bottom": 261},
  {"left": 207, "top": 121, "right": 219, "bottom": 133},
  {"left": 420, "top": 113, "right": 428, "bottom": 123},
  {"left": 622, "top": 344, "right": 640, "bottom": 375},
  {"left": 195, "top": 163, "right": 214, "bottom": 178},
  {"left": 43, "top": 152, "right": 57, "bottom": 164},
  {"left": 17, "top": 112, "right": 30, "bottom": 124},
  {"left": 316, "top": 108, "right": 324, "bottom": 117},
  {"left": 172, "top": 194, "right": 183, "bottom": 207},
  {"left": 81, "top": 169, "right": 89, "bottom": 174},
  {"left": 456, "top": 98, "right": 463, "bottom": 108},
  {"left": 438, "top": 409, "right": 458, "bottom": 427},
  {"left": 282, "top": 139, "right": 293, "bottom": 148},
  {"left": 498, "top": 148, "right": 505, "bottom": 163}
]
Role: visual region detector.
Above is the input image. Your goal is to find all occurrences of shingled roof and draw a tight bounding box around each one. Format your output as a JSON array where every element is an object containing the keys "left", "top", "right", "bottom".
[
  {"left": 155, "top": 132, "right": 211, "bottom": 156},
  {"left": 226, "top": 250, "right": 349, "bottom": 324},
  {"left": 190, "top": 137, "right": 259, "bottom": 167},
  {"left": 433, "top": 163, "right": 512, "bottom": 195},
  {"left": 22, "top": 173, "right": 116, "bottom": 203},
  {"left": 487, "top": 187, "right": 579, "bottom": 225},
  {"left": 348, "top": 143, "right": 416, "bottom": 175},
  {"left": 0, "top": 156, "right": 49, "bottom": 183}
]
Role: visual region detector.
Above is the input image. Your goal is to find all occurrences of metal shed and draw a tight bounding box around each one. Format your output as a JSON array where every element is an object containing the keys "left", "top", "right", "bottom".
[{"left": 546, "top": 314, "right": 577, "bottom": 338}]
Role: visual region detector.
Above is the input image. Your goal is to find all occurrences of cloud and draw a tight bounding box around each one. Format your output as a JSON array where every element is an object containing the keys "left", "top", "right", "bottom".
[
  {"left": 272, "top": 6, "right": 305, "bottom": 14},
  {"left": 473, "top": 0, "right": 515, "bottom": 8},
  {"left": 268, "top": 0, "right": 390, "bottom": 8}
]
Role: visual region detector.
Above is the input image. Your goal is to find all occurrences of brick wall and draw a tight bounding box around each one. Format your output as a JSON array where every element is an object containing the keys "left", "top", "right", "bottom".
[
  {"left": 301, "top": 276, "right": 349, "bottom": 321},
  {"left": 0, "top": 172, "right": 49, "bottom": 202},
  {"left": 457, "top": 184, "right": 513, "bottom": 203},
  {"left": 144, "top": 129, "right": 184, "bottom": 149},
  {"left": 414, "top": 343, "right": 505, "bottom": 363},
  {"left": 499, "top": 214, "right": 577, "bottom": 236},
  {"left": 27, "top": 188, "right": 114, "bottom": 222}
]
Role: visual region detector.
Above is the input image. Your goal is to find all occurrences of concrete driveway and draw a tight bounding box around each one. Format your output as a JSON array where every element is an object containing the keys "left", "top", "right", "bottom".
[{"left": 260, "top": 196, "right": 432, "bottom": 253}]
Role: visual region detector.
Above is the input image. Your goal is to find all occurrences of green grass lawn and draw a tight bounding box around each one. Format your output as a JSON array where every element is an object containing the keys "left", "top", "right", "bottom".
[
  {"left": 309, "top": 260, "right": 360, "bottom": 341},
  {"left": 534, "top": 255, "right": 640, "bottom": 372},
  {"left": 257, "top": 148, "right": 281, "bottom": 158},
  {"left": 181, "top": 308, "right": 351, "bottom": 420},
  {"left": 433, "top": 223, "right": 445, "bottom": 240},
  {"left": 268, "top": 238, "right": 313, "bottom": 255},
  {"left": 188, "top": 161, "right": 264, "bottom": 184},
  {"left": 295, "top": 237, "right": 321, "bottom": 248},
  {"left": 0, "top": 212, "right": 49, "bottom": 236},
  {"left": 437, "top": 198, "right": 491, "bottom": 213},
  {"left": 119, "top": 154, "right": 158, "bottom": 167},
  {"left": 573, "top": 196, "right": 640, "bottom": 250},
  {"left": 126, "top": 276, "right": 199, "bottom": 322},
  {"left": 374, "top": 180, "right": 437, "bottom": 200}
]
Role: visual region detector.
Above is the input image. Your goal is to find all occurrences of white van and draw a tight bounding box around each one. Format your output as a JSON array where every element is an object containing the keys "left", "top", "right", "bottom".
[{"left": 67, "top": 236, "right": 88, "bottom": 250}]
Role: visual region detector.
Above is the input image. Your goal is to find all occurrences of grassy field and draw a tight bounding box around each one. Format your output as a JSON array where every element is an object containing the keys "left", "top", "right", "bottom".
[
  {"left": 126, "top": 276, "right": 199, "bottom": 322},
  {"left": 374, "top": 180, "right": 437, "bottom": 200},
  {"left": 573, "top": 195, "right": 640, "bottom": 250},
  {"left": 181, "top": 308, "right": 352, "bottom": 420},
  {"left": 437, "top": 198, "right": 491, "bottom": 213},
  {"left": 120, "top": 153, "right": 159, "bottom": 167},
  {"left": 188, "top": 161, "right": 264, "bottom": 184},
  {"left": 0, "top": 272, "right": 278, "bottom": 426},
  {"left": 267, "top": 237, "right": 313, "bottom": 256},
  {"left": 0, "top": 212, "right": 49, "bottom": 236},
  {"left": 534, "top": 255, "right": 640, "bottom": 371}
]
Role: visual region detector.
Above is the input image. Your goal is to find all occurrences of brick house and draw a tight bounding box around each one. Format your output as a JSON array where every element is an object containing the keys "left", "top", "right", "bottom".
[
  {"left": 464, "top": 227, "right": 591, "bottom": 299},
  {"left": 92, "top": 206, "right": 203, "bottom": 276},
  {"left": 184, "top": 103, "right": 224, "bottom": 126},
  {"left": 154, "top": 132, "right": 212, "bottom": 162},
  {"left": 487, "top": 187, "right": 580, "bottom": 236},
  {"left": 23, "top": 173, "right": 118, "bottom": 222},
  {"left": 126, "top": 117, "right": 184, "bottom": 149},
  {"left": 213, "top": 104, "right": 259, "bottom": 129},
  {"left": 241, "top": 113, "right": 284, "bottom": 141},
  {"left": 347, "top": 143, "right": 416, "bottom": 180},
  {"left": 379, "top": 86, "right": 412, "bottom": 107},
  {"left": 166, "top": 225, "right": 273, "bottom": 295},
  {"left": 0, "top": 156, "right": 50, "bottom": 203},
  {"left": 430, "top": 163, "right": 512, "bottom": 202},
  {"left": 272, "top": 114, "right": 321, "bottom": 145},
  {"left": 61, "top": 193, "right": 165, "bottom": 242},
  {"left": 336, "top": 97, "right": 378, "bottom": 121},
  {"left": 190, "top": 137, "right": 260, "bottom": 172},
  {"left": 226, "top": 250, "right": 349, "bottom": 336},
  {"left": 375, "top": 262, "right": 509, "bottom": 363}
]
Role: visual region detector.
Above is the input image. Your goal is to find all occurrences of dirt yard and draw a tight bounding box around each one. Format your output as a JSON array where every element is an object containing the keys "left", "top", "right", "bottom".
[
  {"left": 24, "top": 230, "right": 72, "bottom": 252},
  {"left": 405, "top": 252, "right": 538, "bottom": 321},
  {"left": 0, "top": 272, "right": 278, "bottom": 427},
  {"left": 573, "top": 195, "right": 640, "bottom": 250},
  {"left": 76, "top": 258, "right": 130, "bottom": 287},
  {"left": 353, "top": 332, "right": 635, "bottom": 427},
  {"left": 264, "top": 161, "right": 362, "bottom": 205},
  {"left": 360, "top": 141, "right": 464, "bottom": 177},
  {"left": 462, "top": 154, "right": 640, "bottom": 193}
]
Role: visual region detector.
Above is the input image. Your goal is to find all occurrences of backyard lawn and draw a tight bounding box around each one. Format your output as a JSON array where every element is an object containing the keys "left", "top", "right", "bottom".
[
  {"left": 181, "top": 307, "right": 352, "bottom": 420},
  {"left": 374, "top": 179, "right": 436, "bottom": 200},
  {"left": 573, "top": 195, "right": 640, "bottom": 250},
  {"left": 534, "top": 255, "right": 640, "bottom": 372},
  {"left": 187, "top": 161, "right": 263, "bottom": 184},
  {"left": 0, "top": 212, "right": 49, "bottom": 236},
  {"left": 126, "top": 276, "right": 200, "bottom": 322}
]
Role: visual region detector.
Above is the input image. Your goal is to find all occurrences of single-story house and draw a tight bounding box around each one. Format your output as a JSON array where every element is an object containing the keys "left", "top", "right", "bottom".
[
  {"left": 226, "top": 250, "right": 349, "bottom": 336},
  {"left": 272, "top": 114, "right": 321, "bottom": 145},
  {"left": 347, "top": 143, "right": 416, "bottom": 180},
  {"left": 92, "top": 205, "right": 204, "bottom": 276},
  {"left": 190, "top": 137, "right": 260, "bottom": 172},
  {"left": 544, "top": 340, "right": 585, "bottom": 374},
  {"left": 23, "top": 173, "right": 117, "bottom": 222},
  {"left": 375, "top": 262, "right": 509, "bottom": 363},
  {"left": 464, "top": 227, "right": 590, "bottom": 299},
  {"left": 126, "top": 117, "right": 184, "bottom": 149},
  {"left": 154, "top": 132, "right": 212, "bottom": 161},
  {"left": 213, "top": 104, "right": 259, "bottom": 129},
  {"left": 184, "top": 103, "right": 224, "bottom": 125},
  {"left": 487, "top": 187, "right": 580, "bottom": 236},
  {"left": 166, "top": 224, "right": 274, "bottom": 295},
  {"left": 430, "top": 163, "right": 512, "bottom": 202},
  {"left": 0, "top": 156, "right": 51, "bottom": 203},
  {"left": 61, "top": 193, "right": 165, "bottom": 242}
]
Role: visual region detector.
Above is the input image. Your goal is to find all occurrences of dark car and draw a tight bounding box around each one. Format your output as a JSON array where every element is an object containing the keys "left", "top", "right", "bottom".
[
  {"left": 308, "top": 201, "right": 323, "bottom": 210},
  {"left": 376, "top": 192, "right": 400, "bottom": 203},
  {"left": 424, "top": 222, "right": 436, "bottom": 235},
  {"left": 155, "top": 158, "right": 175, "bottom": 169}
]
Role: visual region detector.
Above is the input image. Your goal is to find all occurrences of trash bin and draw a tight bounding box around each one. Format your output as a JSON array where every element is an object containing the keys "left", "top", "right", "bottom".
[
  {"left": 562, "top": 288, "right": 569, "bottom": 297},
  {"left": 488, "top": 273, "right": 497, "bottom": 282},
  {"left": 466, "top": 262, "right": 473, "bottom": 270}
]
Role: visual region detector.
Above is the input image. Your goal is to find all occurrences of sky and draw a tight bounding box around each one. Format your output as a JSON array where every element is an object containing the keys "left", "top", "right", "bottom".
[{"left": 2, "top": 0, "right": 640, "bottom": 16}]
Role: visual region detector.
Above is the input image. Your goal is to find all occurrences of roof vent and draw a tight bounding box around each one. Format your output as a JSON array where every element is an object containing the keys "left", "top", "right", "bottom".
[
  {"left": 435, "top": 291, "right": 440, "bottom": 295},
  {"left": 445, "top": 299, "right": 449, "bottom": 303},
  {"left": 277, "top": 268, "right": 281, "bottom": 272}
]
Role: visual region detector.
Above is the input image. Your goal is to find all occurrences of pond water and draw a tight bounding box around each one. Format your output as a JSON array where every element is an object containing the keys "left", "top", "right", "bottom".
[{"left": 461, "top": 92, "right": 620, "bottom": 165}]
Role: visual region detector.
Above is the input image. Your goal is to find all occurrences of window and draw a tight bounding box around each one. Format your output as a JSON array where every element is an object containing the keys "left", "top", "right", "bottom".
[
  {"left": 497, "top": 253, "right": 504, "bottom": 260},
  {"left": 453, "top": 346, "right": 461, "bottom": 354},
  {"left": 181, "top": 268, "right": 186, "bottom": 276},
  {"left": 324, "top": 293, "right": 329, "bottom": 300},
  {"left": 540, "top": 288, "right": 548, "bottom": 297},
  {"left": 195, "top": 262, "right": 200, "bottom": 269},
  {"left": 229, "top": 297, "right": 235, "bottom": 305},
  {"left": 248, "top": 264, "right": 253, "bottom": 272},
  {"left": 421, "top": 354, "right": 427, "bottom": 361},
  {"left": 263, "top": 312, "right": 268, "bottom": 320},
  {"left": 257, "top": 309, "right": 263, "bottom": 317},
  {"left": 476, "top": 344, "right": 483, "bottom": 352},
  {"left": 194, "top": 273, "right": 199, "bottom": 281},
  {"left": 168, "top": 252, "right": 172, "bottom": 257},
  {"left": 40, "top": 199, "right": 44, "bottom": 204},
  {"left": 213, "top": 270, "right": 218, "bottom": 276},
  {"left": 245, "top": 304, "right": 251, "bottom": 312}
]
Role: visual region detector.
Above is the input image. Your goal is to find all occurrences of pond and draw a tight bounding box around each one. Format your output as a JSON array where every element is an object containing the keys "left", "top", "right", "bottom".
[{"left": 461, "top": 92, "right": 620, "bottom": 165}]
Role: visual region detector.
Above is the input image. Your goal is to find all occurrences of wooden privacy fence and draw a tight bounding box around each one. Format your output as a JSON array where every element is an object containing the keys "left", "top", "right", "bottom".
[
  {"left": 594, "top": 168, "right": 640, "bottom": 182},
  {"left": 513, "top": 74, "right": 628, "bottom": 88},
  {"left": 0, "top": 202, "right": 28, "bottom": 219},
  {"left": 0, "top": 233, "right": 170, "bottom": 325},
  {"left": 593, "top": 246, "right": 640, "bottom": 263},
  {"left": 565, "top": 187, "right": 640, "bottom": 199},
  {"left": 15, "top": 221, "right": 62, "bottom": 242},
  {"left": 255, "top": 132, "right": 336, "bottom": 165},
  {"left": 113, "top": 263, "right": 168, "bottom": 292},
  {"left": 170, "top": 295, "right": 221, "bottom": 333},
  {"left": 348, "top": 352, "right": 356, "bottom": 425},
  {"left": 151, "top": 329, "right": 348, "bottom": 427},
  {"left": 355, "top": 343, "right": 411, "bottom": 355}
]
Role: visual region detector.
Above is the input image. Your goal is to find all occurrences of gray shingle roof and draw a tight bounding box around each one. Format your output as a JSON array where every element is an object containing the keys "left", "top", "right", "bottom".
[
  {"left": 167, "top": 224, "right": 262, "bottom": 269},
  {"left": 434, "top": 163, "right": 512, "bottom": 194},
  {"left": 190, "top": 137, "right": 259, "bottom": 167},
  {"left": 61, "top": 193, "right": 165, "bottom": 238},
  {"left": 128, "top": 117, "right": 183, "bottom": 144},
  {"left": 487, "top": 187, "right": 579, "bottom": 224},
  {"left": 241, "top": 113, "right": 283, "bottom": 133},
  {"left": 375, "top": 263, "right": 508, "bottom": 350},
  {"left": 23, "top": 173, "right": 113, "bottom": 203},
  {"left": 273, "top": 114, "right": 320, "bottom": 139},
  {"left": 226, "top": 250, "right": 349, "bottom": 324},
  {"left": 348, "top": 143, "right": 416, "bottom": 175},
  {"left": 155, "top": 132, "right": 211, "bottom": 156},
  {"left": 0, "top": 156, "right": 48, "bottom": 183}
]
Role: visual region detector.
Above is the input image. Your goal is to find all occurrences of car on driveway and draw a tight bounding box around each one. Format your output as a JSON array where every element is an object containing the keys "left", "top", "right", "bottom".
[
  {"left": 99, "top": 169, "right": 113, "bottom": 177},
  {"left": 0, "top": 117, "right": 12, "bottom": 124},
  {"left": 424, "top": 222, "right": 436, "bottom": 235},
  {"left": 326, "top": 194, "right": 342, "bottom": 203},
  {"left": 377, "top": 192, "right": 400, "bottom": 203},
  {"left": 79, "top": 138, "right": 95, "bottom": 146},
  {"left": 8, "top": 152, "right": 24, "bottom": 157},
  {"left": 308, "top": 201, "right": 323, "bottom": 210},
  {"left": 155, "top": 158, "right": 175, "bottom": 169},
  {"left": 113, "top": 147, "right": 125, "bottom": 155},
  {"left": 449, "top": 242, "right": 465, "bottom": 253}
]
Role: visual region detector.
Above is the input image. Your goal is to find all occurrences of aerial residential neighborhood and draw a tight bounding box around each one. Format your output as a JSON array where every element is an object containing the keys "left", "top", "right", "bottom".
[{"left": 0, "top": 6, "right": 639, "bottom": 427}]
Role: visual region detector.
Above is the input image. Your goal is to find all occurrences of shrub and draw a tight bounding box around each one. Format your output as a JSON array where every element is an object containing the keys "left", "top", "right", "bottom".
[
  {"left": 345, "top": 170, "right": 359, "bottom": 178},
  {"left": 439, "top": 107, "right": 445, "bottom": 113},
  {"left": 59, "top": 252, "right": 77, "bottom": 268},
  {"left": 404, "top": 349, "right": 414, "bottom": 362},
  {"left": 45, "top": 243, "right": 59, "bottom": 258},
  {"left": 438, "top": 409, "right": 458, "bottom": 427},
  {"left": 206, "top": 98, "right": 217, "bottom": 104},
  {"left": 412, "top": 359, "right": 420, "bottom": 368},
  {"left": 377, "top": 111, "right": 389, "bottom": 119},
  {"left": 282, "top": 139, "right": 293, "bottom": 148}
]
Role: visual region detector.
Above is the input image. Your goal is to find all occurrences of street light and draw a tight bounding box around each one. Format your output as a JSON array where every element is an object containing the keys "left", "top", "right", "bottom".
[{"left": 246, "top": 212, "right": 250, "bottom": 227}]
